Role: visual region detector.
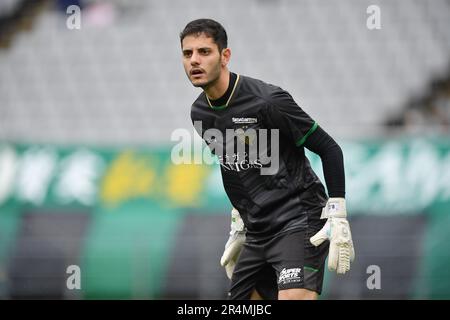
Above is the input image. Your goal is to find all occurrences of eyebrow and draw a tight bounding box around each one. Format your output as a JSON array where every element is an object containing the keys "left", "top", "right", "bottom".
[{"left": 183, "top": 47, "right": 212, "bottom": 53}]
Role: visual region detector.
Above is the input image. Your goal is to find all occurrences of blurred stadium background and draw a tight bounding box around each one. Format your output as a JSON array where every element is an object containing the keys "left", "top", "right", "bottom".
[{"left": 0, "top": 0, "right": 449, "bottom": 299}]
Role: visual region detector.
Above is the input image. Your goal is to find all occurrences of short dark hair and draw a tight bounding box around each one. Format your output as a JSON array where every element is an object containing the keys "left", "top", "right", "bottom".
[{"left": 180, "top": 19, "right": 228, "bottom": 52}]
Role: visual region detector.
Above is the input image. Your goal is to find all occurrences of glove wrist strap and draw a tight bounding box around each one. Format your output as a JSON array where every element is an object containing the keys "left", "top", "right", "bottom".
[
  {"left": 230, "top": 208, "right": 245, "bottom": 233},
  {"left": 320, "top": 198, "right": 347, "bottom": 219}
]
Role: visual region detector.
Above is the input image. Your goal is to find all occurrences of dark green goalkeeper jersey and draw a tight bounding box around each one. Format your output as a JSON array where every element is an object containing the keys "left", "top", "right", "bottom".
[{"left": 191, "top": 73, "right": 328, "bottom": 239}]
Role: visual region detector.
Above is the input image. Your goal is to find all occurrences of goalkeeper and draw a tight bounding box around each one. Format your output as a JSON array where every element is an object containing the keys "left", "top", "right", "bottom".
[{"left": 181, "top": 19, "right": 355, "bottom": 300}]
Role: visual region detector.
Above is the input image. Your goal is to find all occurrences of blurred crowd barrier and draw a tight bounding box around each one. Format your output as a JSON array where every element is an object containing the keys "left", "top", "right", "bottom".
[{"left": 0, "top": 138, "right": 449, "bottom": 299}]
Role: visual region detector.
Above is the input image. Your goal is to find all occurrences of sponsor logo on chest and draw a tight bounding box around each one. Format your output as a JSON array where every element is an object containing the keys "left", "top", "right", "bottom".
[{"left": 232, "top": 117, "right": 258, "bottom": 124}]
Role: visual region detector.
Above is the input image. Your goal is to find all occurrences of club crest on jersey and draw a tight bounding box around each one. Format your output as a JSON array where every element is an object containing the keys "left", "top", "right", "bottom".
[
  {"left": 232, "top": 117, "right": 258, "bottom": 124},
  {"left": 236, "top": 128, "right": 256, "bottom": 146},
  {"left": 172, "top": 121, "right": 280, "bottom": 175}
]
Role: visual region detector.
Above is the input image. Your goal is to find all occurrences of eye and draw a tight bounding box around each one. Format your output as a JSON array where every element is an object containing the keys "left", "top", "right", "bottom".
[
  {"left": 183, "top": 51, "right": 192, "bottom": 58},
  {"left": 199, "top": 49, "right": 210, "bottom": 55}
]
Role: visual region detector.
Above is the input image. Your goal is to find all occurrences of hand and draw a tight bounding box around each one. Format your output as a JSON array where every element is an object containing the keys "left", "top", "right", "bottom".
[
  {"left": 310, "top": 198, "right": 355, "bottom": 274},
  {"left": 220, "top": 208, "right": 246, "bottom": 279}
]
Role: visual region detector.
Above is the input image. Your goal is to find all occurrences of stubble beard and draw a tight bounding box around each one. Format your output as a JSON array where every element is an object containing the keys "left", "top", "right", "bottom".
[
  {"left": 196, "top": 72, "right": 220, "bottom": 90},
  {"left": 191, "top": 58, "right": 222, "bottom": 89}
]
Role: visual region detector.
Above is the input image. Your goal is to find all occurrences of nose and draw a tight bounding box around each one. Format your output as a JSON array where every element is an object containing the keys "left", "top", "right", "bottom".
[{"left": 190, "top": 52, "right": 200, "bottom": 66}]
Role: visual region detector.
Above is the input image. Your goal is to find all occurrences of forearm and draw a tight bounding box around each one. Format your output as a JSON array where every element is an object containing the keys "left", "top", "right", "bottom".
[
  {"left": 307, "top": 129, "right": 354, "bottom": 274},
  {"left": 304, "top": 126, "right": 345, "bottom": 198}
]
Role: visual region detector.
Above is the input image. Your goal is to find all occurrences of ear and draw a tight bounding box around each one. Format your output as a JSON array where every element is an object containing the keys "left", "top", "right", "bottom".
[{"left": 221, "top": 48, "right": 231, "bottom": 67}]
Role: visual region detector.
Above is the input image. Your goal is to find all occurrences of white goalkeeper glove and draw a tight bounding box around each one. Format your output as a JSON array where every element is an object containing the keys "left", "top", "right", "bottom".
[
  {"left": 310, "top": 198, "right": 355, "bottom": 274},
  {"left": 220, "top": 208, "right": 246, "bottom": 279}
]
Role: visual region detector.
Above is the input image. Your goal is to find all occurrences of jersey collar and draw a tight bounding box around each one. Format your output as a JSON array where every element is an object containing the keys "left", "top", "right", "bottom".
[{"left": 206, "top": 74, "right": 240, "bottom": 110}]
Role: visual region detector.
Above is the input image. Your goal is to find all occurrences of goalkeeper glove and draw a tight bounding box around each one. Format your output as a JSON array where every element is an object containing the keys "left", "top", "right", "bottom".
[
  {"left": 310, "top": 198, "right": 355, "bottom": 274},
  {"left": 220, "top": 208, "right": 246, "bottom": 280}
]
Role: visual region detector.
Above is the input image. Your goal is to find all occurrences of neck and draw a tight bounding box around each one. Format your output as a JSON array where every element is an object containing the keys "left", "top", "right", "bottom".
[{"left": 204, "top": 69, "right": 230, "bottom": 100}]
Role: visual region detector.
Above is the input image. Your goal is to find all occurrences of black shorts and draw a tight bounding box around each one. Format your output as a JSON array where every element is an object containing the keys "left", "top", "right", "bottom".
[{"left": 228, "top": 222, "right": 329, "bottom": 300}]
